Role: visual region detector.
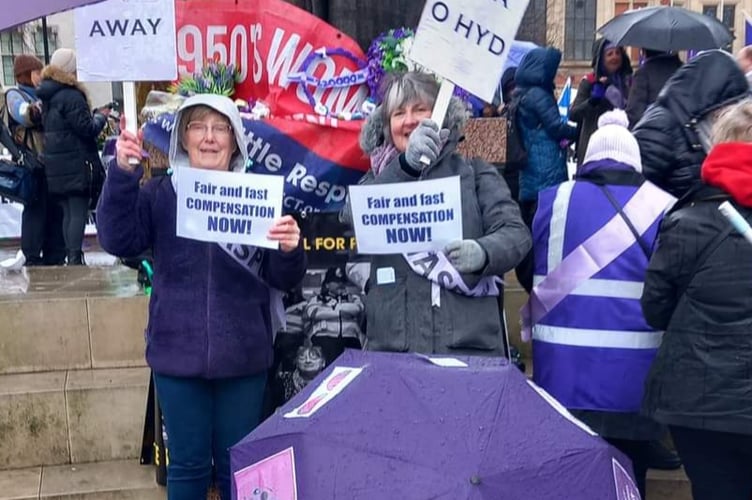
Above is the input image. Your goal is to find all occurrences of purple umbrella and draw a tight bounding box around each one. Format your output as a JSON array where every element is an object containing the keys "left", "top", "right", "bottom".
[
  {"left": 231, "top": 350, "right": 641, "bottom": 500},
  {"left": 1, "top": 0, "right": 107, "bottom": 31}
]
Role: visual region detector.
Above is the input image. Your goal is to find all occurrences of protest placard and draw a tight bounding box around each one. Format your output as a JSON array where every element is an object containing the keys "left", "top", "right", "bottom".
[
  {"left": 348, "top": 177, "right": 463, "bottom": 254},
  {"left": 74, "top": 0, "right": 178, "bottom": 82},
  {"left": 175, "top": 167, "right": 284, "bottom": 248},
  {"left": 408, "top": 0, "right": 529, "bottom": 102}
]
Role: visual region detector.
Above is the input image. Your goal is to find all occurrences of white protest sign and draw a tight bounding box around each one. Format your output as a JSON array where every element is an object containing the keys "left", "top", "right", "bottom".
[
  {"left": 175, "top": 167, "right": 284, "bottom": 249},
  {"left": 74, "top": 0, "right": 177, "bottom": 81},
  {"left": 349, "top": 176, "right": 463, "bottom": 254},
  {"left": 409, "top": 0, "right": 530, "bottom": 102}
]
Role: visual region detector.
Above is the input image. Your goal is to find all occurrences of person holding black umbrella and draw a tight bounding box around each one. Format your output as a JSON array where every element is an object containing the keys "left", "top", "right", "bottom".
[
  {"left": 570, "top": 39, "right": 633, "bottom": 166},
  {"left": 625, "top": 49, "right": 683, "bottom": 127}
]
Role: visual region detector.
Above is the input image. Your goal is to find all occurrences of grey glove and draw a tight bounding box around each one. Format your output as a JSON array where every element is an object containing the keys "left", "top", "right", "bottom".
[
  {"left": 444, "top": 240, "right": 487, "bottom": 273},
  {"left": 405, "top": 119, "right": 449, "bottom": 169}
]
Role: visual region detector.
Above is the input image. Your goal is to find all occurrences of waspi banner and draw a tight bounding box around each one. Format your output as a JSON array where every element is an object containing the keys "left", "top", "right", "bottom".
[
  {"left": 176, "top": 167, "right": 284, "bottom": 248},
  {"left": 349, "top": 177, "right": 463, "bottom": 254}
]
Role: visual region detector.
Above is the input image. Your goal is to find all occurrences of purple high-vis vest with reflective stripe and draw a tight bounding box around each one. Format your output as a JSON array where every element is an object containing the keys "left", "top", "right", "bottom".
[{"left": 530, "top": 178, "right": 674, "bottom": 412}]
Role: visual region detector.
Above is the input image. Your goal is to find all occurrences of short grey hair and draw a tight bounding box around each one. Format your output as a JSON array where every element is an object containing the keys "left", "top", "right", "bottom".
[
  {"left": 712, "top": 99, "right": 752, "bottom": 145},
  {"left": 380, "top": 72, "right": 439, "bottom": 145}
]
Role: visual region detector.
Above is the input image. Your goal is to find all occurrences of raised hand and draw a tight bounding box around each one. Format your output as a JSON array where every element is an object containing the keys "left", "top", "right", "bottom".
[
  {"left": 115, "top": 115, "right": 144, "bottom": 172},
  {"left": 267, "top": 215, "right": 301, "bottom": 253}
]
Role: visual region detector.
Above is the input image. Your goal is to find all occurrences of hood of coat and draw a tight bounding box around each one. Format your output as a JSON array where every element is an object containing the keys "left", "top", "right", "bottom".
[
  {"left": 656, "top": 50, "right": 750, "bottom": 122},
  {"left": 701, "top": 142, "right": 752, "bottom": 208},
  {"left": 359, "top": 95, "right": 469, "bottom": 155},
  {"left": 591, "top": 38, "right": 632, "bottom": 79},
  {"left": 169, "top": 93, "right": 249, "bottom": 172},
  {"left": 515, "top": 47, "right": 561, "bottom": 90},
  {"left": 36, "top": 65, "right": 91, "bottom": 107}
]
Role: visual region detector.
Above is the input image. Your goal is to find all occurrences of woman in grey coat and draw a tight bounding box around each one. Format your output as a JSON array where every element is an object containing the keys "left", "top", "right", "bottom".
[{"left": 342, "top": 72, "right": 531, "bottom": 355}]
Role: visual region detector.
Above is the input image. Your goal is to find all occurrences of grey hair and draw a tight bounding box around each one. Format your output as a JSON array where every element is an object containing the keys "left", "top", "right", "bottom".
[
  {"left": 380, "top": 72, "right": 440, "bottom": 145},
  {"left": 712, "top": 99, "right": 752, "bottom": 145}
]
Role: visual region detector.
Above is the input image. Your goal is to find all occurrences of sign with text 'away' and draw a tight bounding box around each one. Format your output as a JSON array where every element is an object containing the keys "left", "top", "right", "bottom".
[
  {"left": 74, "top": 0, "right": 177, "bottom": 81},
  {"left": 349, "top": 177, "right": 463, "bottom": 254},
  {"left": 409, "top": 0, "right": 529, "bottom": 102},
  {"left": 176, "top": 167, "right": 284, "bottom": 248}
]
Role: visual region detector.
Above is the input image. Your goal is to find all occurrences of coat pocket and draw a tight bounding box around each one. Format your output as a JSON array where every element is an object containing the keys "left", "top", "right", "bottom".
[
  {"left": 365, "top": 280, "right": 408, "bottom": 352},
  {"left": 446, "top": 294, "right": 501, "bottom": 351}
]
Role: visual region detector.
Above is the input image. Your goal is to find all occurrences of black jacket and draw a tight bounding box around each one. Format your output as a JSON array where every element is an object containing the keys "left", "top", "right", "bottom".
[
  {"left": 625, "top": 53, "right": 682, "bottom": 127},
  {"left": 641, "top": 184, "right": 752, "bottom": 436},
  {"left": 570, "top": 38, "right": 632, "bottom": 165},
  {"left": 632, "top": 51, "right": 749, "bottom": 199},
  {"left": 37, "top": 65, "right": 106, "bottom": 196}
]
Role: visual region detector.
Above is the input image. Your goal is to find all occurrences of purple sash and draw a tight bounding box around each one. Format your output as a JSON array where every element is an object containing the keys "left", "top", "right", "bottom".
[{"left": 521, "top": 181, "right": 675, "bottom": 340}]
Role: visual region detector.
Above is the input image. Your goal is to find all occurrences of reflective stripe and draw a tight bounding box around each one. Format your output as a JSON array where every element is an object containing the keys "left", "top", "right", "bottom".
[
  {"left": 532, "top": 276, "right": 644, "bottom": 299},
  {"left": 547, "top": 181, "right": 575, "bottom": 273},
  {"left": 533, "top": 324, "right": 663, "bottom": 349}
]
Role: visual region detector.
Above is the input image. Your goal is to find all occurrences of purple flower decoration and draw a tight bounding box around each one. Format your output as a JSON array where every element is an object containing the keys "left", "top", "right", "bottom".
[{"left": 365, "top": 27, "right": 471, "bottom": 105}]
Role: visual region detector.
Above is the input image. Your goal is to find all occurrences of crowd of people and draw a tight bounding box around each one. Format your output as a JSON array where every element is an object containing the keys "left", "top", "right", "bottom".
[
  {"left": 3, "top": 36, "right": 752, "bottom": 500},
  {"left": 3, "top": 48, "right": 111, "bottom": 266}
]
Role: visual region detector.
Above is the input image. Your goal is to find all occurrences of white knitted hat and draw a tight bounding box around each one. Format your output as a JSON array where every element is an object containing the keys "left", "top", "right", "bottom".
[
  {"left": 50, "top": 48, "right": 77, "bottom": 76},
  {"left": 582, "top": 110, "right": 642, "bottom": 172}
]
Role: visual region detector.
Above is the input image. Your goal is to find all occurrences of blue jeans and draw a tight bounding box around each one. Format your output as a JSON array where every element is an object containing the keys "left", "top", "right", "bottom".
[{"left": 153, "top": 372, "right": 267, "bottom": 500}]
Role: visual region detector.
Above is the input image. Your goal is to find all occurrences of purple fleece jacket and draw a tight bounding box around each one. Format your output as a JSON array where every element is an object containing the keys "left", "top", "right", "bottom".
[{"left": 96, "top": 164, "right": 307, "bottom": 379}]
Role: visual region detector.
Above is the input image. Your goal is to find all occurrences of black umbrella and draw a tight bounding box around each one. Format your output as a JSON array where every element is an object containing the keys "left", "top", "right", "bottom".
[{"left": 597, "top": 6, "right": 733, "bottom": 52}]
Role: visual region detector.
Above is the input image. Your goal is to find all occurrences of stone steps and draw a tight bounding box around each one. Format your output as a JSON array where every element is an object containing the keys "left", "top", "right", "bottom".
[
  {"left": 0, "top": 266, "right": 151, "bottom": 471},
  {"left": 0, "top": 459, "right": 164, "bottom": 499},
  {"left": 0, "top": 367, "right": 150, "bottom": 470}
]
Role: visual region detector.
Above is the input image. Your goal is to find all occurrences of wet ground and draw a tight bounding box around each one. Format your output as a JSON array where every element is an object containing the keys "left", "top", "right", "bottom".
[{"left": 0, "top": 237, "right": 140, "bottom": 299}]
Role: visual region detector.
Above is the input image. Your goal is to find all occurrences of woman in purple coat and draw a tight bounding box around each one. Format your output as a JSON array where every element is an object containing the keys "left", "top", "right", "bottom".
[{"left": 96, "top": 94, "right": 306, "bottom": 500}]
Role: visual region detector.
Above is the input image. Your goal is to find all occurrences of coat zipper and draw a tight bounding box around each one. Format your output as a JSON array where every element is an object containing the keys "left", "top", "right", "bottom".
[{"left": 206, "top": 245, "right": 212, "bottom": 374}]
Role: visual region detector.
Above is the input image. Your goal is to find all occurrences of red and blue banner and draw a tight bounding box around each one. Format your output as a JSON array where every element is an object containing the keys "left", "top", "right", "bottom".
[{"left": 144, "top": 0, "right": 370, "bottom": 213}]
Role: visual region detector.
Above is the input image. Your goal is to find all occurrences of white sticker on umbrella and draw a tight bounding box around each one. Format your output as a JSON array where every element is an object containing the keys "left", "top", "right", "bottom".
[{"left": 284, "top": 366, "right": 363, "bottom": 418}]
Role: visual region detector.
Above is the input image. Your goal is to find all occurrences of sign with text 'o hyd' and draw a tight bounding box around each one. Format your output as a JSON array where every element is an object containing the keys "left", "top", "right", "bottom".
[
  {"left": 74, "top": 0, "right": 177, "bottom": 81},
  {"left": 175, "top": 167, "right": 284, "bottom": 249},
  {"left": 409, "top": 0, "right": 530, "bottom": 102},
  {"left": 349, "top": 176, "right": 463, "bottom": 254}
]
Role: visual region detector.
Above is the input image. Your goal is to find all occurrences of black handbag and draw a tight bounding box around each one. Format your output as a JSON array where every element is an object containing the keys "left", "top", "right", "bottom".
[
  {"left": 0, "top": 158, "right": 36, "bottom": 204},
  {"left": 0, "top": 115, "right": 41, "bottom": 205}
]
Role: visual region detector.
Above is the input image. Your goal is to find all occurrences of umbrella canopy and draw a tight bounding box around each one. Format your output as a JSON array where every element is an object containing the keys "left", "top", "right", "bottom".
[
  {"left": 231, "top": 350, "right": 641, "bottom": 500},
  {"left": 597, "top": 6, "right": 733, "bottom": 52},
  {"left": 1, "top": 0, "right": 107, "bottom": 31},
  {"left": 504, "top": 40, "right": 539, "bottom": 73}
]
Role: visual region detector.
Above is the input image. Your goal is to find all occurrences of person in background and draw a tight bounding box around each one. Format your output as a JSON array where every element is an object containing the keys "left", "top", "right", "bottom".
[
  {"left": 5, "top": 54, "right": 65, "bottom": 266},
  {"left": 735, "top": 45, "right": 752, "bottom": 87},
  {"left": 625, "top": 49, "right": 682, "bottom": 127},
  {"left": 497, "top": 66, "right": 525, "bottom": 202},
  {"left": 633, "top": 50, "right": 749, "bottom": 199},
  {"left": 526, "top": 110, "right": 675, "bottom": 497},
  {"left": 97, "top": 93, "right": 306, "bottom": 500},
  {"left": 570, "top": 39, "right": 632, "bottom": 165},
  {"left": 342, "top": 71, "right": 530, "bottom": 356},
  {"left": 641, "top": 99, "right": 752, "bottom": 500},
  {"left": 510, "top": 47, "right": 577, "bottom": 292},
  {"left": 36, "top": 48, "right": 108, "bottom": 265}
]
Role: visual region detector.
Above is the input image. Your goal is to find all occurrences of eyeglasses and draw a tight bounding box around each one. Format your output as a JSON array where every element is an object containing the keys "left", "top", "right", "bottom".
[{"left": 186, "top": 121, "right": 233, "bottom": 138}]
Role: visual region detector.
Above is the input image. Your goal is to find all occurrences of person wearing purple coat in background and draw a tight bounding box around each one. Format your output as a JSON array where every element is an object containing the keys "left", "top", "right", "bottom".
[
  {"left": 96, "top": 94, "right": 306, "bottom": 500},
  {"left": 524, "top": 110, "right": 676, "bottom": 497}
]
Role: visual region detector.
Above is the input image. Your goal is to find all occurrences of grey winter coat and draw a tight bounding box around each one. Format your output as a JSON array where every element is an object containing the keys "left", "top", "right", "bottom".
[{"left": 341, "top": 99, "right": 531, "bottom": 355}]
